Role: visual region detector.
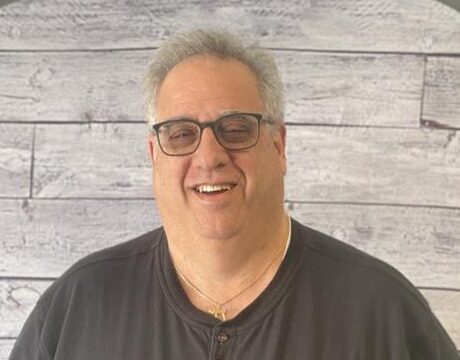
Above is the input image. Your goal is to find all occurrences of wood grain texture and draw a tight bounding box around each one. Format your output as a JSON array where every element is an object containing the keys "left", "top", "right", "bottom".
[
  {"left": 279, "top": 52, "right": 424, "bottom": 127},
  {"left": 0, "top": 200, "right": 458, "bottom": 288},
  {"left": 0, "top": 0, "right": 459, "bottom": 52},
  {"left": 286, "top": 125, "right": 460, "bottom": 207},
  {"left": 0, "top": 124, "right": 33, "bottom": 197},
  {"left": 423, "top": 57, "right": 460, "bottom": 129},
  {"left": 0, "top": 51, "right": 424, "bottom": 127},
  {"left": 0, "top": 199, "right": 159, "bottom": 278},
  {"left": 33, "top": 123, "right": 151, "bottom": 198},
  {"left": 0, "top": 281, "right": 459, "bottom": 348},
  {"left": 0, "top": 51, "right": 146, "bottom": 122}
]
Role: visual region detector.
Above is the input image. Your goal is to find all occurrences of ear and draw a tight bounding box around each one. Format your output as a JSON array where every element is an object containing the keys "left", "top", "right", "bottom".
[
  {"left": 272, "top": 124, "right": 287, "bottom": 175},
  {"left": 147, "top": 133, "right": 157, "bottom": 166}
]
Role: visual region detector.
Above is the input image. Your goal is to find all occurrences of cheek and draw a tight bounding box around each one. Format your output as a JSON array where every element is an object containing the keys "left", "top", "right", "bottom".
[
  {"left": 153, "top": 158, "right": 188, "bottom": 196},
  {"left": 232, "top": 150, "right": 267, "bottom": 193},
  {"left": 253, "top": 140, "right": 285, "bottom": 186}
]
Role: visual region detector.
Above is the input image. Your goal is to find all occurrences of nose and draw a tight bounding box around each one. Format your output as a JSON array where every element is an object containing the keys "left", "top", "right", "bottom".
[{"left": 192, "top": 127, "right": 229, "bottom": 171}]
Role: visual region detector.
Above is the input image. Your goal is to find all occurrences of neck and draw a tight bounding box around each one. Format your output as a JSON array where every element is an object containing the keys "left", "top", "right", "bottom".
[{"left": 166, "top": 213, "right": 290, "bottom": 320}]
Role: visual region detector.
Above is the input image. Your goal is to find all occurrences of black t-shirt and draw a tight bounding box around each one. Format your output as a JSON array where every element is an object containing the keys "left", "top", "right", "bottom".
[{"left": 9, "top": 218, "right": 459, "bottom": 359}]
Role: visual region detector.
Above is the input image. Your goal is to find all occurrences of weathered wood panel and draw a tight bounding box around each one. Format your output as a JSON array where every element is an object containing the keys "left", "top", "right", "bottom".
[
  {"left": 280, "top": 53, "right": 424, "bottom": 127},
  {"left": 0, "top": 199, "right": 159, "bottom": 278},
  {"left": 0, "top": 51, "right": 145, "bottom": 122},
  {"left": 1, "top": 279, "right": 459, "bottom": 348},
  {"left": 423, "top": 57, "right": 460, "bottom": 129},
  {"left": 33, "top": 124, "right": 151, "bottom": 198},
  {"left": 32, "top": 124, "right": 460, "bottom": 208},
  {"left": 0, "top": 124, "right": 33, "bottom": 197},
  {"left": 0, "top": 51, "right": 424, "bottom": 127},
  {"left": 286, "top": 125, "right": 460, "bottom": 207},
  {"left": 1, "top": 199, "right": 458, "bottom": 288},
  {"left": 0, "top": 0, "right": 459, "bottom": 53}
]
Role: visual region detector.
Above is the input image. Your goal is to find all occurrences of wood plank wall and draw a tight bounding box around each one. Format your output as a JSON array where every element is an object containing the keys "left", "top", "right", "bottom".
[{"left": 0, "top": 0, "right": 459, "bottom": 357}]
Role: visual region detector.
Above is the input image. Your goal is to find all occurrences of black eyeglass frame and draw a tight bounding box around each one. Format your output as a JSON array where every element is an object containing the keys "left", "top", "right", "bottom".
[{"left": 150, "top": 112, "right": 274, "bottom": 156}]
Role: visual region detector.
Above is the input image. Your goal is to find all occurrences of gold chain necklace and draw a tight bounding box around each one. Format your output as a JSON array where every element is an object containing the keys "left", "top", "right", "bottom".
[{"left": 175, "top": 218, "right": 291, "bottom": 321}]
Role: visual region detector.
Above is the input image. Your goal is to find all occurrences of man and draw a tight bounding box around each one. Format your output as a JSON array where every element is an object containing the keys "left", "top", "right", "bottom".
[{"left": 10, "top": 29, "right": 459, "bottom": 359}]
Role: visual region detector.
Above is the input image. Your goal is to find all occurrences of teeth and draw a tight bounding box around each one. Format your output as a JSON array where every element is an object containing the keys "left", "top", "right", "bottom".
[{"left": 195, "top": 184, "right": 233, "bottom": 193}]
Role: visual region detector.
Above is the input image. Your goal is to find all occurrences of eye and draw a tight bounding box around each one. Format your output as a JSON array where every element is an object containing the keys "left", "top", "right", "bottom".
[
  {"left": 222, "top": 123, "right": 252, "bottom": 133},
  {"left": 218, "top": 116, "right": 257, "bottom": 143},
  {"left": 169, "top": 128, "right": 196, "bottom": 140},
  {"left": 159, "top": 121, "right": 199, "bottom": 146}
]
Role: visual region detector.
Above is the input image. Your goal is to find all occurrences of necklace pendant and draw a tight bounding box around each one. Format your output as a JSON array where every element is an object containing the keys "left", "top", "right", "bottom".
[{"left": 208, "top": 308, "right": 226, "bottom": 321}]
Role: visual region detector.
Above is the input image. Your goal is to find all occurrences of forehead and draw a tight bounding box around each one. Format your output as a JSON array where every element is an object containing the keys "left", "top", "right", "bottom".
[{"left": 155, "top": 55, "right": 264, "bottom": 120}]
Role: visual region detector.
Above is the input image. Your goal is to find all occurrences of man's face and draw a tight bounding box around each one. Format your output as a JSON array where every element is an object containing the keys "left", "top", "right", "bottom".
[{"left": 147, "top": 55, "right": 286, "bottom": 241}]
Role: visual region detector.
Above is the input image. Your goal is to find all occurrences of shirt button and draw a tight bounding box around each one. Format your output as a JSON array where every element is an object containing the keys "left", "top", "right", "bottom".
[{"left": 217, "top": 332, "right": 229, "bottom": 343}]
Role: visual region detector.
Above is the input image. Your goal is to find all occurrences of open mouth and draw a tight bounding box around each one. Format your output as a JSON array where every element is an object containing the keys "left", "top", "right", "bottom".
[{"left": 194, "top": 183, "right": 236, "bottom": 194}]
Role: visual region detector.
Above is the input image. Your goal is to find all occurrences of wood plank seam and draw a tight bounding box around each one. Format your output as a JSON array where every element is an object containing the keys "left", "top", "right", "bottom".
[
  {"left": 285, "top": 200, "right": 460, "bottom": 211},
  {"left": 419, "top": 55, "right": 428, "bottom": 128},
  {"left": 28, "top": 125, "right": 36, "bottom": 199},
  {"left": 1, "top": 199, "right": 459, "bottom": 211},
  {"left": 1, "top": 48, "right": 460, "bottom": 57}
]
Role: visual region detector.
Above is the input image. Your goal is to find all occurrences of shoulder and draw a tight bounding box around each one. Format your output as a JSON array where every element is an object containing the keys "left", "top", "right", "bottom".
[
  {"left": 37, "top": 227, "right": 165, "bottom": 310},
  {"left": 59, "top": 226, "right": 164, "bottom": 279},
  {"left": 291, "top": 218, "right": 430, "bottom": 311},
  {"left": 66, "top": 226, "right": 163, "bottom": 271}
]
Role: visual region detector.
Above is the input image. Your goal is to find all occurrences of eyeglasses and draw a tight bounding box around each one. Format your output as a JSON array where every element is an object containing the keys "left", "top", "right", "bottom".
[{"left": 151, "top": 112, "right": 274, "bottom": 156}]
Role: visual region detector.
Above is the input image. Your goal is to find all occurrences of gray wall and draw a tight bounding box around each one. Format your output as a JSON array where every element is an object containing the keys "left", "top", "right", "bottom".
[{"left": 0, "top": 0, "right": 459, "bottom": 357}]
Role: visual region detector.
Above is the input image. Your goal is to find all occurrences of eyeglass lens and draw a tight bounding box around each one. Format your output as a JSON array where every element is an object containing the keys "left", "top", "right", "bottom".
[{"left": 156, "top": 114, "right": 260, "bottom": 155}]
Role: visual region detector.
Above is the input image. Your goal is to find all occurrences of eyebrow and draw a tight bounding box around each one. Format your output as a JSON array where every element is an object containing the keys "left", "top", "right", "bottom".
[
  {"left": 156, "top": 115, "right": 192, "bottom": 123},
  {"left": 157, "top": 110, "right": 248, "bottom": 123}
]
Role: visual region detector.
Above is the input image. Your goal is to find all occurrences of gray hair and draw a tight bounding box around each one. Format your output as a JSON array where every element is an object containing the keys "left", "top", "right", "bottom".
[{"left": 143, "top": 29, "right": 284, "bottom": 126}]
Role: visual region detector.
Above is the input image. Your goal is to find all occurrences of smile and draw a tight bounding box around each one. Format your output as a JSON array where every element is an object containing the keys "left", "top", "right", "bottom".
[{"left": 194, "top": 183, "right": 236, "bottom": 194}]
